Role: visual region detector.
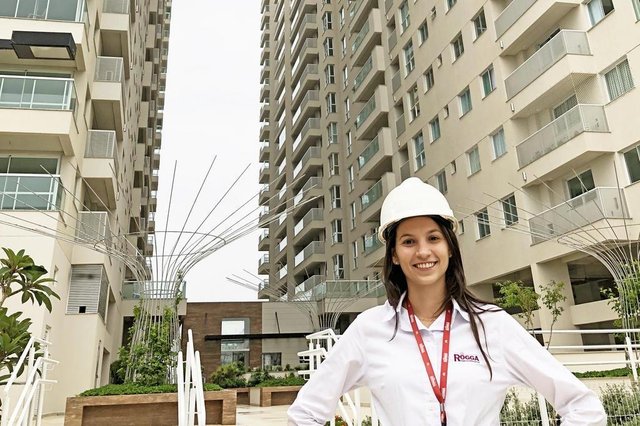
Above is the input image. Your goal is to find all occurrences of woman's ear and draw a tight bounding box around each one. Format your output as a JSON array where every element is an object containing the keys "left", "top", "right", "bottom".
[{"left": 392, "top": 249, "right": 399, "bottom": 265}]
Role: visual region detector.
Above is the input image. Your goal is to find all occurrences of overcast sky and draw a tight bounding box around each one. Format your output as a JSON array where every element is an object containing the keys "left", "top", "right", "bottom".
[{"left": 157, "top": 0, "right": 263, "bottom": 302}]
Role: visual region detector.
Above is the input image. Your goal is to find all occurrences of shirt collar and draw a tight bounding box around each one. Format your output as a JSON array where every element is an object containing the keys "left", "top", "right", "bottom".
[{"left": 382, "top": 292, "right": 470, "bottom": 326}]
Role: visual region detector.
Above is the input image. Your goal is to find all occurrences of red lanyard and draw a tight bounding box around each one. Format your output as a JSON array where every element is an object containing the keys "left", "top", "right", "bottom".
[{"left": 406, "top": 300, "right": 453, "bottom": 426}]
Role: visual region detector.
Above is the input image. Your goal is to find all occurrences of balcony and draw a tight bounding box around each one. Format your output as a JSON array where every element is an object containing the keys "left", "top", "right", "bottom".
[
  {"left": 294, "top": 275, "right": 325, "bottom": 295},
  {"left": 291, "top": 15, "right": 318, "bottom": 58},
  {"left": 495, "top": 0, "right": 581, "bottom": 55},
  {"left": 76, "top": 211, "right": 112, "bottom": 249},
  {"left": 355, "top": 85, "right": 390, "bottom": 140},
  {"left": 259, "top": 164, "right": 270, "bottom": 184},
  {"left": 293, "top": 117, "right": 321, "bottom": 157},
  {"left": 353, "top": 46, "right": 385, "bottom": 102},
  {"left": 505, "top": 30, "right": 591, "bottom": 100},
  {"left": 259, "top": 142, "right": 270, "bottom": 162},
  {"left": 349, "top": 0, "right": 376, "bottom": 31},
  {"left": 291, "top": 39, "right": 318, "bottom": 81},
  {"left": 0, "top": 75, "right": 78, "bottom": 154},
  {"left": 350, "top": 8, "right": 382, "bottom": 66},
  {"left": 259, "top": 184, "right": 270, "bottom": 205},
  {"left": 260, "top": 83, "right": 270, "bottom": 103},
  {"left": 357, "top": 127, "right": 393, "bottom": 180},
  {"left": 260, "top": 123, "right": 270, "bottom": 141},
  {"left": 294, "top": 241, "right": 325, "bottom": 273},
  {"left": 293, "top": 208, "right": 324, "bottom": 246},
  {"left": 258, "top": 253, "right": 270, "bottom": 275},
  {"left": 82, "top": 130, "right": 118, "bottom": 209},
  {"left": 259, "top": 103, "right": 270, "bottom": 122},
  {"left": 291, "top": 0, "right": 317, "bottom": 34},
  {"left": 359, "top": 172, "right": 394, "bottom": 223},
  {"left": 391, "top": 69, "right": 401, "bottom": 94},
  {"left": 293, "top": 176, "right": 323, "bottom": 213},
  {"left": 261, "top": 43, "right": 270, "bottom": 65},
  {"left": 0, "top": 174, "right": 63, "bottom": 211},
  {"left": 258, "top": 230, "right": 270, "bottom": 251},
  {"left": 363, "top": 233, "right": 384, "bottom": 267},
  {"left": 516, "top": 105, "right": 609, "bottom": 169},
  {"left": 529, "top": 188, "right": 629, "bottom": 245},
  {"left": 292, "top": 90, "right": 320, "bottom": 135},
  {"left": 93, "top": 56, "right": 125, "bottom": 140},
  {"left": 291, "top": 64, "right": 319, "bottom": 108},
  {"left": 101, "top": 0, "right": 131, "bottom": 77},
  {"left": 293, "top": 146, "right": 322, "bottom": 181}
]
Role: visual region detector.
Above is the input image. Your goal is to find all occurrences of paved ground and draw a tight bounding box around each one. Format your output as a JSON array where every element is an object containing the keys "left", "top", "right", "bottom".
[{"left": 41, "top": 404, "right": 291, "bottom": 425}]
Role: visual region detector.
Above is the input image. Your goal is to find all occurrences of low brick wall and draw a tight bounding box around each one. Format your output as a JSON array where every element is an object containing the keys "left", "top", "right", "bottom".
[
  {"left": 64, "top": 390, "right": 236, "bottom": 425},
  {"left": 234, "top": 387, "right": 249, "bottom": 405},
  {"left": 259, "top": 385, "right": 302, "bottom": 407}
]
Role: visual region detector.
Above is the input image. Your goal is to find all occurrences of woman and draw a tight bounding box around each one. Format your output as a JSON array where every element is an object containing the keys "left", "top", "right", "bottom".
[{"left": 288, "top": 177, "right": 606, "bottom": 425}]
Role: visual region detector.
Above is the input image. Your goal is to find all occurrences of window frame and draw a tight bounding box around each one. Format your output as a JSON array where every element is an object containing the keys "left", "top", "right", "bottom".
[
  {"left": 475, "top": 208, "right": 491, "bottom": 239},
  {"left": 458, "top": 86, "right": 472, "bottom": 117},
  {"left": 424, "top": 66, "right": 434, "bottom": 92},
  {"left": 436, "top": 170, "right": 447, "bottom": 194},
  {"left": 481, "top": 65, "right": 496, "bottom": 98},
  {"left": 403, "top": 40, "right": 415, "bottom": 75},
  {"left": 429, "top": 116, "right": 441, "bottom": 142},
  {"left": 413, "top": 131, "right": 426, "bottom": 169},
  {"left": 326, "top": 92, "right": 337, "bottom": 113},
  {"left": 491, "top": 127, "right": 507, "bottom": 159},
  {"left": 501, "top": 194, "right": 519, "bottom": 227},
  {"left": 472, "top": 9, "right": 487, "bottom": 39},
  {"left": 467, "top": 145, "right": 481, "bottom": 175},
  {"left": 330, "top": 185, "right": 342, "bottom": 209},
  {"left": 408, "top": 84, "right": 421, "bottom": 121},
  {"left": 604, "top": 59, "right": 634, "bottom": 102},
  {"left": 451, "top": 33, "right": 464, "bottom": 61},
  {"left": 331, "top": 218, "right": 343, "bottom": 244},
  {"left": 624, "top": 145, "right": 640, "bottom": 184}
]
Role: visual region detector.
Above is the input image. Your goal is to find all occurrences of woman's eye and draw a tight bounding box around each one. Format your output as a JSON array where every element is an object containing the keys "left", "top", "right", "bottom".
[{"left": 401, "top": 239, "right": 414, "bottom": 245}]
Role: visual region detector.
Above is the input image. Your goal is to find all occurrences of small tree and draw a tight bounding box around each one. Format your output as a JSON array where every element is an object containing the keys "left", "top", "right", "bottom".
[
  {"left": 540, "top": 280, "right": 567, "bottom": 349},
  {"left": 0, "top": 248, "right": 58, "bottom": 385},
  {"left": 604, "top": 261, "right": 640, "bottom": 330},
  {"left": 497, "top": 280, "right": 540, "bottom": 332}
]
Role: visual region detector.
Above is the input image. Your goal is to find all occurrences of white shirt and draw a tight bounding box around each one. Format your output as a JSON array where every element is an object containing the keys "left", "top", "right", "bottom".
[{"left": 288, "top": 293, "right": 607, "bottom": 425}]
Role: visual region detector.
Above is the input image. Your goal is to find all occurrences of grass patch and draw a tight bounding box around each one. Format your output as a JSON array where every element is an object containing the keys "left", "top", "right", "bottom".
[
  {"left": 79, "top": 383, "right": 222, "bottom": 396},
  {"left": 574, "top": 367, "right": 638, "bottom": 379}
]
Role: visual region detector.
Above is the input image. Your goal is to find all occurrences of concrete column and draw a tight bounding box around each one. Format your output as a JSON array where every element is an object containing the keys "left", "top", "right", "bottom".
[{"left": 531, "top": 261, "right": 581, "bottom": 347}]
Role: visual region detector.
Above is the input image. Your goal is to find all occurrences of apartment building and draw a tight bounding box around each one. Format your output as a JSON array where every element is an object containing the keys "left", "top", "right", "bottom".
[
  {"left": 0, "top": 0, "right": 170, "bottom": 414},
  {"left": 257, "top": 0, "right": 640, "bottom": 347}
]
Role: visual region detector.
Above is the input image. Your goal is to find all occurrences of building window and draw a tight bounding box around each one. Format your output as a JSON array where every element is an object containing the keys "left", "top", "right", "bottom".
[
  {"left": 346, "top": 131, "right": 353, "bottom": 155},
  {"left": 326, "top": 93, "right": 337, "bottom": 113},
  {"left": 341, "top": 36, "right": 347, "bottom": 57},
  {"left": 418, "top": 21, "right": 429, "bottom": 44},
  {"left": 0, "top": 157, "right": 61, "bottom": 211},
  {"left": 430, "top": 6, "right": 437, "bottom": 20},
  {"left": 458, "top": 86, "right": 472, "bottom": 116},
  {"left": 491, "top": 128, "right": 507, "bottom": 159},
  {"left": 634, "top": 0, "right": 640, "bottom": 19},
  {"left": 605, "top": 59, "right": 634, "bottom": 101},
  {"left": 324, "top": 38, "right": 334, "bottom": 57},
  {"left": 333, "top": 254, "right": 345, "bottom": 279},
  {"left": 458, "top": 219, "right": 465, "bottom": 235},
  {"left": 587, "top": 0, "right": 614, "bottom": 26},
  {"left": 413, "top": 131, "right": 426, "bottom": 169},
  {"left": 481, "top": 65, "right": 496, "bottom": 97},
  {"left": 553, "top": 95, "right": 578, "bottom": 119},
  {"left": 330, "top": 185, "right": 342, "bottom": 209},
  {"left": 451, "top": 33, "right": 464, "bottom": 61},
  {"left": 344, "top": 98, "right": 351, "bottom": 121},
  {"left": 467, "top": 145, "right": 481, "bottom": 175},
  {"left": 322, "top": 11, "right": 333, "bottom": 30},
  {"left": 567, "top": 170, "right": 595, "bottom": 199},
  {"left": 429, "top": 116, "right": 441, "bottom": 142},
  {"left": 339, "top": 7, "right": 345, "bottom": 27},
  {"left": 399, "top": 1, "right": 410, "bottom": 32},
  {"left": 221, "top": 318, "right": 250, "bottom": 366},
  {"left": 443, "top": 105, "right": 449, "bottom": 118},
  {"left": 342, "top": 66, "right": 348, "bottom": 89},
  {"left": 329, "top": 153, "right": 340, "bottom": 175},
  {"left": 501, "top": 194, "right": 518, "bottom": 226},
  {"left": 350, "top": 202, "right": 357, "bottom": 229},
  {"left": 347, "top": 165, "right": 355, "bottom": 191},
  {"left": 327, "top": 122, "right": 338, "bottom": 144},
  {"left": 436, "top": 170, "right": 447, "bottom": 194},
  {"left": 325, "top": 64, "right": 335, "bottom": 85},
  {"left": 331, "top": 219, "right": 343, "bottom": 244},
  {"left": 446, "top": 0, "right": 457, "bottom": 11},
  {"left": 262, "top": 353, "right": 282, "bottom": 368},
  {"left": 408, "top": 85, "right": 421, "bottom": 121},
  {"left": 351, "top": 241, "right": 358, "bottom": 269},
  {"left": 624, "top": 145, "right": 640, "bottom": 184},
  {"left": 403, "top": 41, "right": 415, "bottom": 75},
  {"left": 424, "top": 66, "right": 434, "bottom": 92},
  {"left": 475, "top": 208, "right": 490, "bottom": 239},
  {"left": 472, "top": 9, "right": 487, "bottom": 39}
]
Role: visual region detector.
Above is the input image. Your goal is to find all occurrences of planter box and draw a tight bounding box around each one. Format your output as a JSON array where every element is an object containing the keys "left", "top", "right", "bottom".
[
  {"left": 233, "top": 387, "right": 249, "bottom": 405},
  {"left": 257, "top": 385, "right": 303, "bottom": 407},
  {"left": 64, "top": 390, "right": 236, "bottom": 425}
]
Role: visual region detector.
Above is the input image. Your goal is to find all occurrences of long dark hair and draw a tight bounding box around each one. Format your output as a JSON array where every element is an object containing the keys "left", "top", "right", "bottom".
[{"left": 382, "top": 215, "right": 498, "bottom": 378}]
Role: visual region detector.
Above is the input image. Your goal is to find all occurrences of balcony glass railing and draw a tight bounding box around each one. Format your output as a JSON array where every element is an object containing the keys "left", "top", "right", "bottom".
[
  {"left": 360, "top": 179, "right": 383, "bottom": 211},
  {"left": 494, "top": 0, "right": 536, "bottom": 39},
  {"left": 294, "top": 176, "right": 322, "bottom": 206},
  {"left": 505, "top": 30, "right": 590, "bottom": 99},
  {"left": 358, "top": 135, "right": 380, "bottom": 169},
  {"left": 278, "top": 236, "right": 288, "bottom": 252},
  {"left": 0, "top": 174, "right": 63, "bottom": 211},
  {"left": 395, "top": 113, "right": 406, "bottom": 136},
  {"left": 364, "top": 233, "right": 382, "bottom": 255},
  {"left": 516, "top": 105, "right": 608, "bottom": 168},
  {"left": 349, "top": 0, "right": 363, "bottom": 19},
  {"left": 0, "top": 75, "right": 76, "bottom": 111},
  {"left": 529, "top": 187, "right": 628, "bottom": 245},
  {"left": 391, "top": 69, "right": 401, "bottom": 93},
  {"left": 301, "top": 117, "right": 320, "bottom": 139},
  {"left": 0, "top": 0, "right": 85, "bottom": 21},
  {"left": 95, "top": 56, "right": 124, "bottom": 82},
  {"left": 295, "top": 275, "right": 324, "bottom": 295},
  {"left": 103, "top": 0, "right": 128, "bottom": 13},
  {"left": 278, "top": 264, "right": 288, "bottom": 279},
  {"left": 388, "top": 31, "right": 398, "bottom": 52},
  {"left": 76, "top": 211, "right": 112, "bottom": 248},
  {"left": 293, "top": 146, "right": 321, "bottom": 178},
  {"left": 400, "top": 160, "right": 410, "bottom": 181},
  {"left": 353, "top": 56, "right": 373, "bottom": 92},
  {"left": 355, "top": 95, "right": 376, "bottom": 128},
  {"left": 294, "top": 241, "right": 325, "bottom": 267},
  {"left": 352, "top": 21, "right": 370, "bottom": 54},
  {"left": 294, "top": 207, "right": 323, "bottom": 235}
]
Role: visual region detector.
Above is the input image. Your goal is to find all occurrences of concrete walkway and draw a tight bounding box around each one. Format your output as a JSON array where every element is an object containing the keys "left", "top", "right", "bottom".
[{"left": 41, "top": 404, "right": 291, "bottom": 425}]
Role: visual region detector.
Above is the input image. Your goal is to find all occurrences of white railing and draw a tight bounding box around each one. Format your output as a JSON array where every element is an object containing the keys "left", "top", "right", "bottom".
[
  {"left": 1, "top": 337, "right": 59, "bottom": 426},
  {"left": 177, "top": 330, "right": 206, "bottom": 426},
  {"left": 76, "top": 211, "right": 112, "bottom": 248},
  {"left": 516, "top": 104, "right": 608, "bottom": 168},
  {"left": 0, "top": 75, "right": 76, "bottom": 111},
  {"left": 505, "top": 30, "right": 590, "bottom": 99},
  {"left": 95, "top": 56, "right": 123, "bottom": 82},
  {"left": 494, "top": 0, "right": 536, "bottom": 39},
  {"left": 103, "top": 0, "right": 128, "bottom": 14}
]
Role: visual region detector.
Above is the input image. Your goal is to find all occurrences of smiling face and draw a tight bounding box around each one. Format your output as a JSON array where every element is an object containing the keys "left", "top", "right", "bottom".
[{"left": 392, "top": 216, "right": 451, "bottom": 294}]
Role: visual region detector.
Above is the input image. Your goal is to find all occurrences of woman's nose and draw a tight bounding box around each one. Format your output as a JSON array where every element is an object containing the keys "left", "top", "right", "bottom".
[{"left": 416, "top": 241, "right": 431, "bottom": 257}]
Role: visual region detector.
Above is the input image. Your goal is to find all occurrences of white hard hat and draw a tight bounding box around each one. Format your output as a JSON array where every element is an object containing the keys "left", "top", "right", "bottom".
[{"left": 378, "top": 177, "right": 457, "bottom": 243}]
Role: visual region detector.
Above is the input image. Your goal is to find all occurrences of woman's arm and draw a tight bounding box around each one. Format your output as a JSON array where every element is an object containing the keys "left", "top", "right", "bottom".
[
  {"left": 287, "top": 316, "right": 367, "bottom": 426},
  {"left": 501, "top": 312, "right": 607, "bottom": 426}
]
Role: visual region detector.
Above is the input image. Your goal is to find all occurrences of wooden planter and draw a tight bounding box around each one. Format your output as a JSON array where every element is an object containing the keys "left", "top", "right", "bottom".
[
  {"left": 249, "top": 385, "right": 302, "bottom": 407},
  {"left": 233, "top": 387, "right": 249, "bottom": 405},
  {"left": 64, "top": 390, "right": 236, "bottom": 425}
]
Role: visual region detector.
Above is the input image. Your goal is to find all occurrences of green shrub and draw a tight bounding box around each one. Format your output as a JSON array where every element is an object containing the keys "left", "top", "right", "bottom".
[
  {"left": 600, "top": 383, "right": 640, "bottom": 423},
  {"left": 574, "top": 367, "right": 638, "bottom": 379},
  {"left": 256, "top": 373, "right": 306, "bottom": 387},
  {"left": 247, "top": 369, "right": 273, "bottom": 387},
  {"left": 79, "top": 383, "right": 223, "bottom": 396},
  {"left": 209, "top": 362, "right": 247, "bottom": 389}
]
